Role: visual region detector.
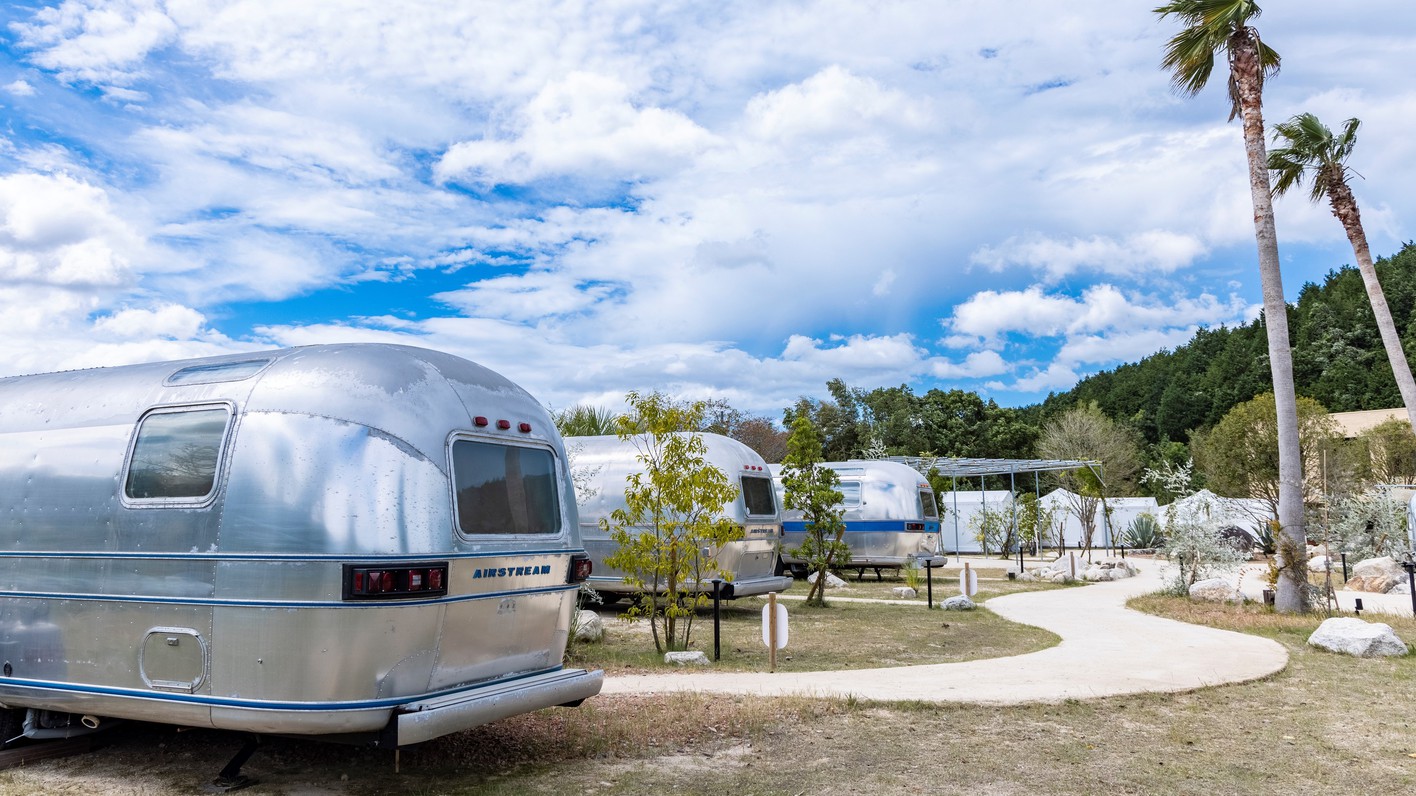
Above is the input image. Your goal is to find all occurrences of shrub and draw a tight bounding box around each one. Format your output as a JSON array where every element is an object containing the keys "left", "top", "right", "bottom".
[{"left": 1122, "top": 513, "right": 1161, "bottom": 548}]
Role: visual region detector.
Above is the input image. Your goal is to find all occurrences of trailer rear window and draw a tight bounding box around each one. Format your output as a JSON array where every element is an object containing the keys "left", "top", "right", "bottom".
[
  {"left": 919, "top": 489, "right": 939, "bottom": 519},
  {"left": 741, "top": 475, "right": 776, "bottom": 516},
  {"left": 838, "top": 480, "right": 862, "bottom": 507},
  {"left": 125, "top": 407, "right": 231, "bottom": 501},
  {"left": 452, "top": 440, "right": 561, "bottom": 535}
]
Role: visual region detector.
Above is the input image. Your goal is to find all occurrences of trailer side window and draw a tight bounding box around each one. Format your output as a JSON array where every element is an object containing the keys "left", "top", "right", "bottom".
[
  {"left": 838, "top": 480, "right": 862, "bottom": 506},
  {"left": 740, "top": 475, "right": 776, "bottom": 516},
  {"left": 452, "top": 440, "right": 561, "bottom": 535},
  {"left": 919, "top": 489, "right": 939, "bottom": 519},
  {"left": 125, "top": 407, "right": 231, "bottom": 501}
]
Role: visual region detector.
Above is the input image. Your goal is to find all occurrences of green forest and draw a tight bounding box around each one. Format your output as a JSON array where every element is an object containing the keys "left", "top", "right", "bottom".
[
  {"left": 1030, "top": 242, "right": 1416, "bottom": 446},
  {"left": 779, "top": 243, "right": 1416, "bottom": 483}
]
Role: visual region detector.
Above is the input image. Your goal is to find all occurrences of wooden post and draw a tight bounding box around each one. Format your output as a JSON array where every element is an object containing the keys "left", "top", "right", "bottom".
[{"left": 768, "top": 592, "right": 778, "bottom": 673}]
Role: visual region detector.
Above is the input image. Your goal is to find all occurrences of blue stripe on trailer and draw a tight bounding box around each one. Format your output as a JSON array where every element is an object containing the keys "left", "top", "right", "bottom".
[{"left": 781, "top": 521, "right": 940, "bottom": 533}]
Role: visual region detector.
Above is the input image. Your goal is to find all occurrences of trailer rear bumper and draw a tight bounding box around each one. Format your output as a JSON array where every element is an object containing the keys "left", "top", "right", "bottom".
[{"left": 389, "top": 667, "right": 604, "bottom": 747}]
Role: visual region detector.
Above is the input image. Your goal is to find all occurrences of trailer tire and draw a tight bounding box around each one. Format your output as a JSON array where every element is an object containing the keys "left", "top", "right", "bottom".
[
  {"left": 595, "top": 591, "right": 622, "bottom": 606},
  {"left": 0, "top": 708, "right": 25, "bottom": 749}
]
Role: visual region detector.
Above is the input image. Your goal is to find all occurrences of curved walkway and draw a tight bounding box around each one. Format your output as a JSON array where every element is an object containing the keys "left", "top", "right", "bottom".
[{"left": 599, "top": 557, "right": 1288, "bottom": 704}]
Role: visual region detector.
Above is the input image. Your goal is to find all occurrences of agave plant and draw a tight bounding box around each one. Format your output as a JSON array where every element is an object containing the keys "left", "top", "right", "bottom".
[{"left": 1122, "top": 513, "right": 1161, "bottom": 549}]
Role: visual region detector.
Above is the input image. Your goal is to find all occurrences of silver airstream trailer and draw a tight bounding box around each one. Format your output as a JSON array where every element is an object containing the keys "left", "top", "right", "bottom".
[
  {"left": 771, "top": 460, "right": 942, "bottom": 578},
  {"left": 0, "top": 344, "right": 602, "bottom": 750},
  {"left": 570, "top": 433, "right": 793, "bottom": 600}
]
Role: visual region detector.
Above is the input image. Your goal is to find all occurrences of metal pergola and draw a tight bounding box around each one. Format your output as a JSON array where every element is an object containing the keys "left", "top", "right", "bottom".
[{"left": 883, "top": 456, "right": 1106, "bottom": 556}]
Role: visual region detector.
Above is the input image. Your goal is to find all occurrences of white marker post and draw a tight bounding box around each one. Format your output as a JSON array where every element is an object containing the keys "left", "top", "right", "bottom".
[
  {"left": 762, "top": 592, "right": 789, "bottom": 672},
  {"left": 960, "top": 562, "right": 978, "bottom": 597}
]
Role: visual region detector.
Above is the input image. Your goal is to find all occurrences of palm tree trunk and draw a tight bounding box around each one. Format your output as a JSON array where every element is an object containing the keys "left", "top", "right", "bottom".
[
  {"left": 1233, "top": 33, "right": 1308, "bottom": 612},
  {"left": 1327, "top": 177, "right": 1416, "bottom": 431}
]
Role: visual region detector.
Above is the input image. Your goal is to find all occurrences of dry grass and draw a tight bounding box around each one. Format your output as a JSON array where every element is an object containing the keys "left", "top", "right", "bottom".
[
  {"left": 5, "top": 592, "right": 1414, "bottom": 794},
  {"left": 570, "top": 586, "right": 1061, "bottom": 674}
]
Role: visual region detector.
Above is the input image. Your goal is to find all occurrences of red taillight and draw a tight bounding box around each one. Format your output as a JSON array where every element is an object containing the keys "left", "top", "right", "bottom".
[
  {"left": 496, "top": 419, "right": 511, "bottom": 430},
  {"left": 568, "top": 554, "right": 593, "bottom": 583},
  {"left": 474, "top": 416, "right": 489, "bottom": 427},
  {"left": 906, "top": 522, "right": 925, "bottom": 531},
  {"left": 518, "top": 422, "right": 532, "bottom": 433},
  {"left": 345, "top": 562, "right": 450, "bottom": 600}
]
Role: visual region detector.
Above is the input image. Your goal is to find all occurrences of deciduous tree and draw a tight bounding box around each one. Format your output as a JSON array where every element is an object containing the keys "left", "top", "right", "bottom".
[
  {"left": 601, "top": 392, "right": 743, "bottom": 653},
  {"left": 779, "top": 415, "right": 849, "bottom": 606}
]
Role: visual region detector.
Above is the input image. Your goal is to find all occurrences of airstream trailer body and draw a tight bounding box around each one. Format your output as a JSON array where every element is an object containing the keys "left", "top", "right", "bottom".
[
  {"left": 570, "top": 433, "right": 792, "bottom": 599},
  {"left": 0, "top": 344, "right": 602, "bottom": 747},
  {"left": 771, "top": 460, "right": 942, "bottom": 575}
]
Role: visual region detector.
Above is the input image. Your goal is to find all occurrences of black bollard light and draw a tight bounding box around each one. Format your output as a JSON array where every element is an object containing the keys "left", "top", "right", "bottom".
[
  {"left": 1354, "top": 597, "right": 1364, "bottom": 617},
  {"left": 1401, "top": 559, "right": 1416, "bottom": 619},
  {"left": 921, "top": 556, "right": 935, "bottom": 609},
  {"left": 710, "top": 578, "right": 723, "bottom": 661}
]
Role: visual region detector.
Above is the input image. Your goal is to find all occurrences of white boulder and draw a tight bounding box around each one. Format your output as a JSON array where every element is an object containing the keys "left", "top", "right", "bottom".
[
  {"left": 1189, "top": 578, "right": 1245, "bottom": 603},
  {"left": 891, "top": 586, "right": 918, "bottom": 599},
  {"left": 572, "top": 610, "right": 604, "bottom": 642},
  {"left": 1347, "top": 556, "right": 1407, "bottom": 594},
  {"left": 1307, "top": 617, "right": 1409, "bottom": 657},
  {"left": 940, "top": 595, "right": 977, "bottom": 611},
  {"left": 664, "top": 651, "right": 711, "bottom": 666},
  {"left": 807, "top": 571, "right": 849, "bottom": 589}
]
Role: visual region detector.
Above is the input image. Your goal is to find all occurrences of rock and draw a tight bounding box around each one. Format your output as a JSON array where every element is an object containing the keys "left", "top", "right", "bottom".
[
  {"left": 1307, "top": 617, "right": 1409, "bottom": 657},
  {"left": 940, "top": 595, "right": 976, "bottom": 611},
  {"left": 891, "top": 586, "right": 918, "bottom": 599},
  {"left": 1049, "top": 572, "right": 1070, "bottom": 584},
  {"left": 572, "top": 610, "right": 603, "bottom": 642},
  {"left": 1018, "top": 572, "right": 1036, "bottom": 582},
  {"left": 807, "top": 571, "right": 848, "bottom": 589},
  {"left": 1347, "top": 556, "right": 1407, "bottom": 594},
  {"left": 664, "top": 651, "right": 711, "bottom": 666},
  {"left": 1189, "top": 578, "right": 1245, "bottom": 603},
  {"left": 1308, "top": 554, "right": 1336, "bottom": 572}
]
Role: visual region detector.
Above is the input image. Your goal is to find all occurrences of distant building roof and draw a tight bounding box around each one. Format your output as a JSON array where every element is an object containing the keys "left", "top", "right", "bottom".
[{"left": 1330, "top": 408, "right": 1407, "bottom": 438}]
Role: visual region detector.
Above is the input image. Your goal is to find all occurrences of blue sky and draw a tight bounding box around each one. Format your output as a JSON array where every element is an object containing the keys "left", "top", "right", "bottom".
[{"left": 2, "top": 1, "right": 1413, "bottom": 419}]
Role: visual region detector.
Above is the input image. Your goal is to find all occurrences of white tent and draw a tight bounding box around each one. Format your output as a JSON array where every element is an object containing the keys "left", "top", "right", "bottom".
[
  {"left": 938, "top": 489, "right": 1016, "bottom": 554},
  {"left": 1157, "top": 489, "right": 1272, "bottom": 539},
  {"left": 1040, "top": 490, "right": 1159, "bottom": 549}
]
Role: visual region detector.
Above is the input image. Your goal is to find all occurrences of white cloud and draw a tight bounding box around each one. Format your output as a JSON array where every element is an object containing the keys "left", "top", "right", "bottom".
[
  {"left": 93, "top": 304, "right": 208, "bottom": 339},
  {"left": 0, "top": 171, "right": 142, "bottom": 287},
  {"left": 946, "top": 284, "right": 1251, "bottom": 344},
  {"left": 932, "top": 350, "right": 1010, "bottom": 379},
  {"left": 434, "top": 271, "right": 623, "bottom": 323},
  {"left": 4, "top": 80, "right": 35, "bottom": 96},
  {"left": 872, "top": 268, "right": 896, "bottom": 297},
  {"left": 4, "top": 0, "right": 1415, "bottom": 412},
  {"left": 971, "top": 230, "right": 1209, "bottom": 281},
  {"left": 743, "top": 66, "right": 931, "bottom": 143},
  {"left": 436, "top": 71, "right": 718, "bottom": 186},
  {"left": 12, "top": 0, "right": 178, "bottom": 84},
  {"left": 997, "top": 362, "right": 1079, "bottom": 393}
]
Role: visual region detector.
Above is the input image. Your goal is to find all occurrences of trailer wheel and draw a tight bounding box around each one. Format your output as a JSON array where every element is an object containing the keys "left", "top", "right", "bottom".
[
  {"left": 0, "top": 708, "right": 25, "bottom": 749},
  {"left": 595, "top": 591, "right": 622, "bottom": 606}
]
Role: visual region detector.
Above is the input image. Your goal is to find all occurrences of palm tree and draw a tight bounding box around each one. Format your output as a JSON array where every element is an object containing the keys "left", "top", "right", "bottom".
[
  {"left": 1155, "top": 0, "right": 1308, "bottom": 612},
  {"left": 553, "top": 404, "right": 621, "bottom": 437},
  {"left": 1269, "top": 113, "right": 1416, "bottom": 431}
]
